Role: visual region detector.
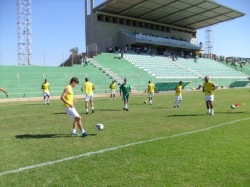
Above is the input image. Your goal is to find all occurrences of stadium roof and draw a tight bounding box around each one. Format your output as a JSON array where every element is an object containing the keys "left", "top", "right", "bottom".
[{"left": 93, "top": 0, "right": 245, "bottom": 30}]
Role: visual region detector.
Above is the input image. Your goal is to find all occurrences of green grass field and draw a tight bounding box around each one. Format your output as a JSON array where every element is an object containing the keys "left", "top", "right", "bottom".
[{"left": 1, "top": 88, "right": 250, "bottom": 186}]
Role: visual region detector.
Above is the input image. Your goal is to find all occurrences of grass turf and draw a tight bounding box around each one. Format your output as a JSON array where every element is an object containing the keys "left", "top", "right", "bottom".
[{"left": 0, "top": 88, "right": 250, "bottom": 186}]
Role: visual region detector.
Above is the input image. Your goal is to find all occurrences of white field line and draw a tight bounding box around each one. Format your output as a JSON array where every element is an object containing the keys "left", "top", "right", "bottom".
[{"left": 1, "top": 117, "right": 250, "bottom": 177}]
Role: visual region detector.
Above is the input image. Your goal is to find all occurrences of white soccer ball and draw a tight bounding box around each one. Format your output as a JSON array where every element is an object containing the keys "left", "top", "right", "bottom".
[
  {"left": 96, "top": 123, "right": 104, "bottom": 130},
  {"left": 144, "top": 101, "right": 148, "bottom": 104},
  {"left": 231, "top": 104, "right": 236, "bottom": 109}
]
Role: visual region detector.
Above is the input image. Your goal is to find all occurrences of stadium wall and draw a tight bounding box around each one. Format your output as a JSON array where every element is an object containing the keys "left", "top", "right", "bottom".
[{"left": 86, "top": 13, "right": 196, "bottom": 54}]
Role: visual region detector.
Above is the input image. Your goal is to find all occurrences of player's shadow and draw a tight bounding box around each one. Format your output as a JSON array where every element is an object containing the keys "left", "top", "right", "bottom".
[
  {"left": 53, "top": 112, "right": 66, "bottom": 114},
  {"left": 15, "top": 133, "right": 97, "bottom": 139},
  {"left": 216, "top": 111, "right": 246, "bottom": 114}
]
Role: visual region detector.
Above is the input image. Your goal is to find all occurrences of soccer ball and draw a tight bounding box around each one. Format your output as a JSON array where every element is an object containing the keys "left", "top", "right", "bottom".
[
  {"left": 144, "top": 101, "right": 148, "bottom": 104},
  {"left": 96, "top": 123, "right": 104, "bottom": 130},
  {"left": 231, "top": 104, "right": 236, "bottom": 109}
]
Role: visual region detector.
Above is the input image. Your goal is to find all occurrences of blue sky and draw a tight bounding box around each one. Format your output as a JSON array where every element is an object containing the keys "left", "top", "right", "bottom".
[{"left": 0, "top": 0, "right": 249, "bottom": 66}]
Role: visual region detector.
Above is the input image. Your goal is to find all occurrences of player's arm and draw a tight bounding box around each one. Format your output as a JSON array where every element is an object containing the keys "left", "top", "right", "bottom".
[
  {"left": 81, "top": 84, "right": 84, "bottom": 91},
  {"left": 210, "top": 83, "right": 216, "bottom": 93},
  {"left": 92, "top": 84, "right": 95, "bottom": 90},
  {"left": 0, "top": 87, "right": 9, "bottom": 97},
  {"left": 60, "top": 88, "right": 73, "bottom": 108}
]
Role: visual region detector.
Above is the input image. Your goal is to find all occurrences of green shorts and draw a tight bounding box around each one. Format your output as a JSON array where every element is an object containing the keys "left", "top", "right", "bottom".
[{"left": 122, "top": 93, "right": 129, "bottom": 101}]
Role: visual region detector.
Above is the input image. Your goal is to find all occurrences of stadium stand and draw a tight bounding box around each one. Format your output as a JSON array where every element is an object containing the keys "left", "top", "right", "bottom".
[{"left": 0, "top": 65, "right": 111, "bottom": 99}]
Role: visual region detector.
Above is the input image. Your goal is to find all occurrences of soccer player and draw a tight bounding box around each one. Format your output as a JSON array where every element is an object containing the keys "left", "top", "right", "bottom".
[
  {"left": 147, "top": 81, "right": 155, "bottom": 105},
  {"left": 60, "top": 77, "right": 88, "bottom": 137},
  {"left": 174, "top": 81, "right": 183, "bottom": 108},
  {"left": 82, "top": 78, "right": 95, "bottom": 114},
  {"left": 41, "top": 79, "right": 50, "bottom": 105},
  {"left": 109, "top": 80, "right": 116, "bottom": 100},
  {"left": 119, "top": 78, "right": 131, "bottom": 111},
  {"left": 203, "top": 76, "right": 216, "bottom": 115},
  {"left": 0, "top": 87, "right": 9, "bottom": 97}
]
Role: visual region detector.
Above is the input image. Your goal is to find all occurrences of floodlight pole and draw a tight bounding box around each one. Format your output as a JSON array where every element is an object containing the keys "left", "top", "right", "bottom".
[{"left": 17, "top": 0, "right": 32, "bottom": 66}]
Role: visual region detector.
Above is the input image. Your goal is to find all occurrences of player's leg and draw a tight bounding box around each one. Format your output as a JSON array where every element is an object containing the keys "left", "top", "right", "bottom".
[
  {"left": 75, "top": 116, "right": 88, "bottom": 137},
  {"left": 113, "top": 90, "right": 116, "bottom": 99},
  {"left": 206, "top": 101, "right": 210, "bottom": 114},
  {"left": 43, "top": 92, "right": 46, "bottom": 105},
  {"left": 174, "top": 96, "right": 178, "bottom": 108},
  {"left": 209, "top": 101, "right": 214, "bottom": 115},
  {"left": 46, "top": 94, "right": 50, "bottom": 105},
  {"left": 85, "top": 95, "right": 89, "bottom": 114},
  {"left": 90, "top": 95, "right": 94, "bottom": 113},
  {"left": 72, "top": 119, "right": 78, "bottom": 136},
  {"left": 125, "top": 95, "right": 129, "bottom": 111}
]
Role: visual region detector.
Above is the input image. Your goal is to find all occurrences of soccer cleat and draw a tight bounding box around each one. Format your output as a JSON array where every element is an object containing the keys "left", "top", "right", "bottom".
[
  {"left": 82, "top": 132, "right": 88, "bottom": 137},
  {"left": 177, "top": 105, "right": 179, "bottom": 108},
  {"left": 125, "top": 108, "right": 129, "bottom": 111},
  {"left": 71, "top": 133, "right": 79, "bottom": 137},
  {"left": 123, "top": 108, "right": 126, "bottom": 110},
  {"left": 86, "top": 112, "right": 88, "bottom": 115},
  {"left": 92, "top": 109, "right": 95, "bottom": 113}
]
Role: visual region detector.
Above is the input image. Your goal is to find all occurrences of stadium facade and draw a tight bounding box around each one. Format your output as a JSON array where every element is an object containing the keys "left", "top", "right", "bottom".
[{"left": 85, "top": 0, "right": 244, "bottom": 57}]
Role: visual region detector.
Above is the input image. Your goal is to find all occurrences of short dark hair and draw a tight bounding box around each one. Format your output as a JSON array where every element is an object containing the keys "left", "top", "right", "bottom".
[
  {"left": 70, "top": 77, "right": 79, "bottom": 84},
  {"left": 85, "top": 77, "right": 89, "bottom": 82}
]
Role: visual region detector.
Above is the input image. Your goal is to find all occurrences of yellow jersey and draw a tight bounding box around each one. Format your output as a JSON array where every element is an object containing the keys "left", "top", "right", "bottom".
[
  {"left": 175, "top": 85, "right": 182, "bottom": 96},
  {"left": 42, "top": 82, "right": 50, "bottom": 92},
  {"left": 63, "top": 85, "right": 73, "bottom": 108},
  {"left": 109, "top": 83, "right": 116, "bottom": 90},
  {"left": 148, "top": 83, "right": 155, "bottom": 93},
  {"left": 83, "top": 82, "right": 94, "bottom": 95},
  {"left": 203, "top": 81, "right": 214, "bottom": 96}
]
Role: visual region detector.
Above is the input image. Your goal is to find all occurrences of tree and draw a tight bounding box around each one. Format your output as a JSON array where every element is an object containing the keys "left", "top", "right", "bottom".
[{"left": 70, "top": 47, "right": 79, "bottom": 66}]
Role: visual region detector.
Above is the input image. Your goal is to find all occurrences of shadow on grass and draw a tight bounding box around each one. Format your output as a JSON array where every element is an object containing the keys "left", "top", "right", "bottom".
[
  {"left": 53, "top": 112, "right": 66, "bottom": 114},
  {"left": 15, "top": 133, "right": 97, "bottom": 139}
]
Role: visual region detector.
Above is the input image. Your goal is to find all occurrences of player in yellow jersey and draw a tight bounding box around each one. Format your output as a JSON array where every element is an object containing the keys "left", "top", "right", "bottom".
[
  {"left": 203, "top": 76, "right": 216, "bottom": 115},
  {"left": 60, "top": 77, "right": 88, "bottom": 137},
  {"left": 81, "top": 78, "right": 95, "bottom": 114},
  {"left": 109, "top": 80, "right": 116, "bottom": 100},
  {"left": 147, "top": 81, "right": 155, "bottom": 105},
  {"left": 0, "top": 87, "right": 9, "bottom": 97},
  {"left": 174, "top": 81, "right": 183, "bottom": 108},
  {"left": 41, "top": 79, "right": 50, "bottom": 105}
]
